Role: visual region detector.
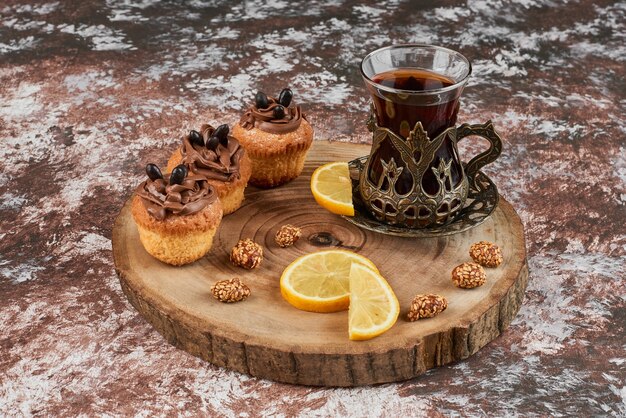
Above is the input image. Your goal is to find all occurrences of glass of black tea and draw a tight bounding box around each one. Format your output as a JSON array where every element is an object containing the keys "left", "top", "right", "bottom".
[
  {"left": 361, "top": 45, "right": 471, "bottom": 139},
  {"left": 358, "top": 44, "right": 502, "bottom": 228}
]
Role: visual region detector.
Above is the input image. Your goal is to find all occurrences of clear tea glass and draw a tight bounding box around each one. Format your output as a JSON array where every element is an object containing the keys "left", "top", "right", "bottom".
[{"left": 359, "top": 44, "right": 501, "bottom": 228}]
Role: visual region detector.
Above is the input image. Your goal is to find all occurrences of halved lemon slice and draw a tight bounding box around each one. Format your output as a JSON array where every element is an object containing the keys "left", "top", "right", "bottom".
[
  {"left": 348, "top": 262, "right": 400, "bottom": 341},
  {"left": 310, "top": 162, "right": 354, "bottom": 216},
  {"left": 280, "top": 250, "right": 378, "bottom": 313}
]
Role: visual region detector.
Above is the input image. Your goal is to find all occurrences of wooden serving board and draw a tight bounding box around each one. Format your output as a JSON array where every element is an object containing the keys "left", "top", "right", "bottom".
[{"left": 113, "top": 141, "right": 528, "bottom": 387}]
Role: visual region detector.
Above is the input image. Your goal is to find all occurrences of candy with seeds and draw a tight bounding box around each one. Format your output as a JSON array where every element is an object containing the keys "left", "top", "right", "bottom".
[
  {"left": 230, "top": 238, "right": 263, "bottom": 269},
  {"left": 211, "top": 278, "right": 250, "bottom": 303},
  {"left": 470, "top": 241, "right": 503, "bottom": 267},
  {"left": 452, "top": 262, "right": 486, "bottom": 289},
  {"left": 275, "top": 224, "right": 301, "bottom": 248},
  {"left": 407, "top": 294, "right": 448, "bottom": 321}
]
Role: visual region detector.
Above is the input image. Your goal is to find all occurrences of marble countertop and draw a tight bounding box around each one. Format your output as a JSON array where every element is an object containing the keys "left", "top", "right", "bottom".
[{"left": 1, "top": 0, "right": 624, "bottom": 416}]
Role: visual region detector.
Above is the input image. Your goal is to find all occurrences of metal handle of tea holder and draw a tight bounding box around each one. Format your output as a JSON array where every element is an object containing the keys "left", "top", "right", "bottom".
[{"left": 457, "top": 120, "right": 503, "bottom": 188}]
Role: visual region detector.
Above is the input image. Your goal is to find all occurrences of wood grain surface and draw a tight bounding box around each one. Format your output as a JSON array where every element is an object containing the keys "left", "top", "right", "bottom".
[{"left": 113, "top": 141, "right": 528, "bottom": 387}]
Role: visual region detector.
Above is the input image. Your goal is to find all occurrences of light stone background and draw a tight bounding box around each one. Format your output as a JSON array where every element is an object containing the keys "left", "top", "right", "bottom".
[{"left": 0, "top": 0, "right": 624, "bottom": 416}]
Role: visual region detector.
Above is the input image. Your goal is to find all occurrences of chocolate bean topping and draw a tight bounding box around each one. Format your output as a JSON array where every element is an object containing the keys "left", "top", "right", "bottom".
[
  {"left": 278, "top": 88, "right": 293, "bottom": 107},
  {"left": 214, "top": 124, "right": 229, "bottom": 141},
  {"left": 135, "top": 172, "right": 217, "bottom": 220},
  {"left": 145, "top": 163, "right": 163, "bottom": 181},
  {"left": 239, "top": 94, "right": 305, "bottom": 134},
  {"left": 189, "top": 130, "right": 204, "bottom": 147},
  {"left": 206, "top": 135, "right": 219, "bottom": 150},
  {"left": 179, "top": 123, "right": 245, "bottom": 183},
  {"left": 170, "top": 164, "right": 188, "bottom": 185},
  {"left": 273, "top": 105, "right": 285, "bottom": 120},
  {"left": 255, "top": 91, "right": 269, "bottom": 109}
]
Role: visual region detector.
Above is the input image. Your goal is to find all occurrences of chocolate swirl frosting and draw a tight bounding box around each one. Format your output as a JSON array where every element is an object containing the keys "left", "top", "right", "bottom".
[
  {"left": 239, "top": 97, "right": 304, "bottom": 134},
  {"left": 135, "top": 173, "right": 217, "bottom": 220},
  {"left": 180, "top": 124, "right": 245, "bottom": 182}
]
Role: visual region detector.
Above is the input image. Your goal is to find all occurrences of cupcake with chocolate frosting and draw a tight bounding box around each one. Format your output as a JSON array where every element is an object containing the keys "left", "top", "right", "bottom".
[
  {"left": 167, "top": 123, "right": 251, "bottom": 215},
  {"left": 131, "top": 163, "right": 223, "bottom": 266},
  {"left": 232, "top": 88, "right": 314, "bottom": 188}
]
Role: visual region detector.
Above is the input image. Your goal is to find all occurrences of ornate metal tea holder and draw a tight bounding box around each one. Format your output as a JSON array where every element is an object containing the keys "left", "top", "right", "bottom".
[{"left": 343, "top": 115, "right": 502, "bottom": 237}]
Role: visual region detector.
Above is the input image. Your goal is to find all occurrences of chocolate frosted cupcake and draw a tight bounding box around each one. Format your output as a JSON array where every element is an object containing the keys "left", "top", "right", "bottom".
[
  {"left": 167, "top": 123, "right": 252, "bottom": 215},
  {"left": 131, "top": 163, "right": 223, "bottom": 266},
  {"left": 232, "top": 88, "right": 314, "bottom": 188}
]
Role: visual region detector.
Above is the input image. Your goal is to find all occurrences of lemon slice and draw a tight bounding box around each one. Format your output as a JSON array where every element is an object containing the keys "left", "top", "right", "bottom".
[
  {"left": 348, "top": 262, "right": 400, "bottom": 341},
  {"left": 310, "top": 162, "right": 354, "bottom": 216},
  {"left": 280, "top": 250, "right": 378, "bottom": 313}
]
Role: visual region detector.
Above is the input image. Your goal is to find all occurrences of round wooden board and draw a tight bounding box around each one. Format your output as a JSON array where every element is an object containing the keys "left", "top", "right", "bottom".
[{"left": 113, "top": 140, "right": 528, "bottom": 387}]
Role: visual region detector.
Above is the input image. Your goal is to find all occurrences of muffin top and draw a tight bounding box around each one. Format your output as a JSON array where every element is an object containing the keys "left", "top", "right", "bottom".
[
  {"left": 135, "top": 164, "right": 217, "bottom": 220},
  {"left": 239, "top": 88, "right": 305, "bottom": 134},
  {"left": 179, "top": 123, "right": 245, "bottom": 182}
]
